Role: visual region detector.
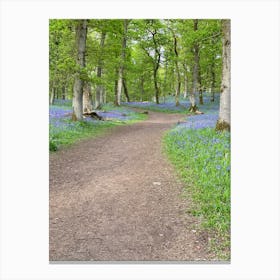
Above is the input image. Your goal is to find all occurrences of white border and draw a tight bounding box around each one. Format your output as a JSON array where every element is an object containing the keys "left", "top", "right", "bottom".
[{"left": 0, "top": 0, "right": 279, "bottom": 279}]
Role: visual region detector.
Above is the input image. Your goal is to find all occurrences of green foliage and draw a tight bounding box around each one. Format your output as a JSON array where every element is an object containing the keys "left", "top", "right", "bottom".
[
  {"left": 49, "top": 137, "right": 58, "bottom": 151},
  {"left": 49, "top": 105, "right": 147, "bottom": 151},
  {"left": 164, "top": 127, "right": 230, "bottom": 259}
]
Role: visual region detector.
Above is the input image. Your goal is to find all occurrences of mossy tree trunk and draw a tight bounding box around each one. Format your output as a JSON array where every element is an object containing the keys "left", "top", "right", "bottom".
[{"left": 216, "top": 19, "right": 231, "bottom": 131}]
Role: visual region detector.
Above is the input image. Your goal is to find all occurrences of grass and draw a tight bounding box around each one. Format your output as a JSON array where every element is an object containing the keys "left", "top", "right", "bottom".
[
  {"left": 49, "top": 101, "right": 147, "bottom": 151},
  {"left": 164, "top": 128, "right": 230, "bottom": 259},
  {"left": 163, "top": 96, "right": 230, "bottom": 260}
]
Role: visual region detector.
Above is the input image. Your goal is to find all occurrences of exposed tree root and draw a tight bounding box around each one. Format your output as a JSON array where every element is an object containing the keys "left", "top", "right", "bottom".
[{"left": 215, "top": 119, "right": 230, "bottom": 131}]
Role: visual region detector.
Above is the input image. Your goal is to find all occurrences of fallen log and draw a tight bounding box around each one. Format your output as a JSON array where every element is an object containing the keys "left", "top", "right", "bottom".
[
  {"left": 83, "top": 111, "right": 104, "bottom": 120},
  {"left": 194, "top": 110, "right": 204, "bottom": 115}
]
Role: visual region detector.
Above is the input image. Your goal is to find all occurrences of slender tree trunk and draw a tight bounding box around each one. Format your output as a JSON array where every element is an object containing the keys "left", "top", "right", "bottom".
[
  {"left": 117, "top": 71, "right": 123, "bottom": 106},
  {"left": 172, "top": 30, "right": 180, "bottom": 106},
  {"left": 216, "top": 19, "right": 231, "bottom": 131},
  {"left": 122, "top": 78, "right": 130, "bottom": 102},
  {"left": 183, "top": 72, "right": 188, "bottom": 98},
  {"left": 95, "top": 31, "right": 106, "bottom": 109},
  {"left": 72, "top": 20, "right": 87, "bottom": 121},
  {"left": 103, "top": 89, "right": 106, "bottom": 104},
  {"left": 114, "top": 67, "right": 119, "bottom": 105},
  {"left": 152, "top": 32, "right": 161, "bottom": 104},
  {"left": 210, "top": 63, "right": 216, "bottom": 102},
  {"left": 189, "top": 19, "right": 199, "bottom": 112},
  {"left": 62, "top": 86, "right": 65, "bottom": 100},
  {"left": 116, "top": 19, "right": 129, "bottom": 106},
  {"left": 183, "top": 62, "right": 188, "bottom": 98},
  {"left": 50, "top": 86, "right": 55, "bottom": 105},
  {"left": 83, "top": 82, "right": 93, "bottom": 113},
  {"left": 198, "top": 67, "right": 203, "bottom": 105},
  {"left": 153, "top": 68, "right": 160, "bottom": 104},
  {"left": 175, "top": 73, "right": 180, "bottom": 106}
]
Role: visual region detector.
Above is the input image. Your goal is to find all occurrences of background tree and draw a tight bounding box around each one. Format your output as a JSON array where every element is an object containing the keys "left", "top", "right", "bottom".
[
  {"left": 49, "top": 19, "right": 224, "bottom": 114},
  {"left": 72, "top": 20, "right": 88, "bottom": 120},
  {"left": 216, "top": 19, "right": 230, "bottom": 131}
]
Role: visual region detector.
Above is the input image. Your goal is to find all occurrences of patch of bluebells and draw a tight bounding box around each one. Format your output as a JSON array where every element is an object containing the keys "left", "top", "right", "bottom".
[
  {"left": 164, "top": 126, "right": 230, "bottom": 238},
  {"left": 164, "top": 93, "right": 230, "bottom": 238},
  {"left": 49, "top": 103, "right": 143, "bottom": 151},
  {"left": 178, "top": 114, "right": 219, "bottom": 130},
  {"left": 49, "top": 106, "right": 73, "bottom": 133},
  {"left": 123, "top": 93, "right": 220, "bottom": 113},
  {"left": 123, "top": 101, "right": 189, "bottom": 112}
]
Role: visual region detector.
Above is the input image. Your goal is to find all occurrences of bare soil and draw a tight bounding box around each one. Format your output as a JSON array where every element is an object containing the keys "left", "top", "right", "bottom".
[{"left": 49, "top": 111, "right": 214, "bottom": 261}]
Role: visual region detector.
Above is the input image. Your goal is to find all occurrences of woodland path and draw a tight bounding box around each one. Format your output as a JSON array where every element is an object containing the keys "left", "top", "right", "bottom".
[{"left": 49, "top": 111, "right": 213, "bottom": 261}]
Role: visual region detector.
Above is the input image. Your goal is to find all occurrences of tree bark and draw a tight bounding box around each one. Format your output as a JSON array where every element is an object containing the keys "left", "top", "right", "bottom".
[
  {"left": 173, "top": 34, "right": 180, "bottom": 107},
  {"left": 189, "top": 19, "right": 199, "bottom": 112},
  {"left": 153, "top": 68, "right": 160, "bottom": 104},
  {"left": 198, "top": 67, "right": 203, "bottom": 105},
  {"left": 152, "top": 32, "right": 160, "bottom": 104},
  {"left": 114, "top": 67, "right": 119, "bottom": 106},
  {"left": 95, "top": 31, "right": 106, "bottom": 109},
  {"left": 183, "top": 63, "right": 188, "bottom": 99},
  {"left": 50, "top": 88, "right": 54, "bottom": 105},
  {"left": 216, "top": 19, "right": 231, "bottom": 131},
  {"left": 62, "top": 86, "right": 66, "bottom": 100},
  {"left": 116, "top": 19, "right": 129, "bottom": 106},
  {"left": 210, "top": 63, "right": 216, "bottom": 102},
  {"left": 83, "top": 82, "right": 93, "bottom": 113},
  {"left": 122, "top": 78, "right": 130, "bottom": 102},
  {"left": 72, "top": 20, "right": 87, "bottom": 121}
]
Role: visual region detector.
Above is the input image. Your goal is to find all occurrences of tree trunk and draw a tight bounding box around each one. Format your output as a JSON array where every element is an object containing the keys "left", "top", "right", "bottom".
[
  {"left": 216, "top": 19, "right": 231, "bottom": 131},
  {"left": 83, "top": 82, "right": 93, "bottom": 113},
  {"left": 189, "top": 20, "right": 199, "bottom": 112},
  {"left": 103, "top": 89, "right": 106, "bottom": 104},
  {"left": 153, "top": 69, "right": 160, "bottom": 104},
  {"left": 172, "top": 30, "right": 180, "bottom": 106},
  {"left": 116, "top": 19, "right": 129, "bottom": 106},
  {"left": 117, "top": 71, "right": 123, "bottom": 105},
  {"left": 122, "top": 78, "right": 130, "bottom": 102},
  {"left": 55, "top": 88, "right": 59, "bottom": 100},
  {"left": 95, "top": 31, "right": 106, "bottom": 109},
  {"left": 198, "top": 67, "right": 203, "bottom": 105},
  {"left": 183, "top": 73, "right": 188, "bottom": 98},
  {"left": 183, "top": 63, "right": 188, "bottom": 99},
  {"left": 62, "top": 86, "right": 66, "bottom": 100},
  {"left": 210, "top": 63, "right": 216, "bottom": 102},
  {"left": 152, "top": 31, "right": 161, "bottom": 104},
  {"left": 50, "top": 85, "right": 55, "bottom": 105},
  {"left": 114, "top": 67, "right": 119, "bottom": 106},
  {"left": 72, "top": 20, "right": 87, "bottom": 121}
]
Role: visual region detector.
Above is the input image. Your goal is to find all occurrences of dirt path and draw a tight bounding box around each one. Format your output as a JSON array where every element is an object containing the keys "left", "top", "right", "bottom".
[{"left": 49, "top": 111, "right": 213, "bottom": 261}]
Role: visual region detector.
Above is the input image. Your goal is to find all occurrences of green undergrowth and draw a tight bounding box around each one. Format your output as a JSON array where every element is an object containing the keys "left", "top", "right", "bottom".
[
  {"left": 163, "top": 127, "right": 230, "bottom": 260},
  {"left": 49, "top": 106, "right": 147, "bottom": 152}
]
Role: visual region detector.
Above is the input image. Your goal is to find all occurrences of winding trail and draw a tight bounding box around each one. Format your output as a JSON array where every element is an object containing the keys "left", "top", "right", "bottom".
[{"left": 49, "top": 111, "right": 213, "bottom": 261}]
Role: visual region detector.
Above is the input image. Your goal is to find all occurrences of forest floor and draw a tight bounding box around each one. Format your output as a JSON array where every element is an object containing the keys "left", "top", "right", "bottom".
[{"left": 49, "top": 110, "right": 216, "bottom": 261}]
